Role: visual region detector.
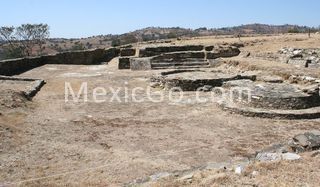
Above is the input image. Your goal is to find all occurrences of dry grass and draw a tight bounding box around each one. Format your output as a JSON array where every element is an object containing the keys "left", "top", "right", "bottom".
[
  {"left": 1, "top": 34, "right": 320, "bottom": 186},
  {"left": 147, "top": 152, "right": 320, "bottom": 187}
]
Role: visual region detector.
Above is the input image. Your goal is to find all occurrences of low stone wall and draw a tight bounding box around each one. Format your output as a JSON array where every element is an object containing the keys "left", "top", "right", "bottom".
[
  {"left": 0, "top": 48, "right": 120, "bottom": 76},
  {"left": 139, "top": 45, "right": 204, "bottom": 57},
  {"left": 0, "top": 57, "right": 45, "bottom": 76},
  {"left": 0, "top": 75, "right": 46, "bottom": 99},
  {"left": 120, "top": 48, "right": 136, "bottom": 57},
  {"left": 207, "top": 46, "right": 241, "bottom": 59},
  {"left": 224, "top": 80, "right": 320, "bottom": 110},
  {"left": 151, "top": 51, "right": 205, "bottom": 62},
  {"left": 42, "top": 48, "right": 108, "bottom": 65}
]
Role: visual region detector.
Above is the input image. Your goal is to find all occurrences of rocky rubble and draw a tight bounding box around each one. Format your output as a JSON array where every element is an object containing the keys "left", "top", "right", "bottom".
[
  {"left": 255, "top": 130, "right": 320, "bottom": 162},
  {"left": 289, "top": 130, "right": 320, "bottom": 152},
  {"left": 279, "top": 47, "right": 320, "bottom": 68},
  {"left": 128, "top": 131, "right": 320, "bottom": 186}
]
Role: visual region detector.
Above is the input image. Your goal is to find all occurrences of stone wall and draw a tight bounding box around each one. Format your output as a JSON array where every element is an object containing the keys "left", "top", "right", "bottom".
[
  {"left": 130, "top": 58, "right": 152, "bottom": 70},
  {"left": 151, "top": 51, "right": 206, "bottom": 62},
  {"left": 118, "top": 58, "right": 131, "bottom": 69},
  {"left": 207, "top": 46, "right": 241, "bottom": 59},
  {"left": 129, "top": 45, "right": 241, "bottom": 70},
  {"left": 0, "top": 48, "right": 120, "bottom": 76},
  {"left": 0, "top": 75, "right": 46, "bottom": 99},
  {"left": 139, "top": 45, "right": 204, "bottom": 57},
  {"left": 43, "top": 48, "right": 108, "bottom": 65},
  {"left": 120, "top": 48, "right": 136, "bottom": 57},
  {"left": 0, "top": 57, "right": 45, "bottom": 76}
]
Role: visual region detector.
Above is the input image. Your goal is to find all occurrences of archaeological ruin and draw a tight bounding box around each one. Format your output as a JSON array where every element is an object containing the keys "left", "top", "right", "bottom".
[
  {"left": 1, "top": 34, "right": 320, "bottom": 186},
  {"left": 1, "top": 39, "right": 320, "bottom": 119}
]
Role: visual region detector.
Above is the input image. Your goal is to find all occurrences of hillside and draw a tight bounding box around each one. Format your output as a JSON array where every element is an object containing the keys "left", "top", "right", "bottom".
[{"left": 0, "top": 24, "right": 317, "bottom": 60}]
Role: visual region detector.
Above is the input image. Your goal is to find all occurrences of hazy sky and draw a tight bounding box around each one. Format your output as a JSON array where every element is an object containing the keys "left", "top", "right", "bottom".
[{"left": 1, "top": 0, "right": 319, "bottom": 38}]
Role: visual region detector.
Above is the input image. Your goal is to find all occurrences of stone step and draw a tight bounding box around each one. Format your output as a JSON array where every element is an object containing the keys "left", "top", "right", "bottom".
[
  {"left": 152, "top": 65, "right": 210, "bottom": 70},
  {"left": 152, "top": 58, "right": 207, "bottom": 63},
  {"left": 151, "top": 61, "right": 209, "bottom": 68},
  {"left": 220, "top": 101, "right": 320, "bottom": 120}
]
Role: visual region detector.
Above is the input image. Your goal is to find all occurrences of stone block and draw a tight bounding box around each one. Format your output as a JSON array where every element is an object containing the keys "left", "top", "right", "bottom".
[
  {"left": 130, "top": 58, "right": 152, "bottom": 70},
  {"left": 205, "top": 46, "right": 214, "bottom": 51},
  {"left": 139, "top": 45, "right": 204, "bottom": 57},
  {"left": 120, "top": 48, "right": 136, "bottom": 57},
  {"left": 118, "top": 58, "right": 130, "bottom": 69},
  {"left": 288, "top": 59, "right": 308, "bottom": 68}
]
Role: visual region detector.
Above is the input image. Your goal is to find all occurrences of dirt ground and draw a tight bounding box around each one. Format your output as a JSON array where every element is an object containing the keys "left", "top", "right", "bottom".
[{"left": 1, "top": 34, "right": 320, "bottom": 186}]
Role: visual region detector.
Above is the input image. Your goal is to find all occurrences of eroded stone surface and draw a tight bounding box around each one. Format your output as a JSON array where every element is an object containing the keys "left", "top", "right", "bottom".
[
  {"left": 152, "top": 70, "right": 255, "bottom": 91},
  {"left": 223, "top": 80, "right": 320, "bottom": 110},
  {"left": 139, "top": 45, "right": 204, "bottom": 57},
  {"left": 289, "top": 131, "right": 320, "bottom": 152},
  {"left": 279, "top": 47, "right": 320, "bottom": 68}
]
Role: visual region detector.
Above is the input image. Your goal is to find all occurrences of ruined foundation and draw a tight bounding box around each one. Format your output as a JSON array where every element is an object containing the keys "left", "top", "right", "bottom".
[
  {"left": 219, "top": 80, "right": 320, "bottom": 119},
  {"left": 123, "top": 44, "right": 240, "bottom": 70},
  {"left": 152, "top": 70, "right": 256, "bottom": 91},
  {"left": 0, "top": 76, "right": 46, "bottom": 100}
]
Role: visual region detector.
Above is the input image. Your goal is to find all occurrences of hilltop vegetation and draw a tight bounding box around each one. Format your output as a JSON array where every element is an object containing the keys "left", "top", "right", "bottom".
[{"left": 0, "top": 24, "right": 319, "bottom": 60}]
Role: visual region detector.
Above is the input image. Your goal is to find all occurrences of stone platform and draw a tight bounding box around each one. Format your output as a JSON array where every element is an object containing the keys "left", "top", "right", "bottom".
[
  {"left": 219, "top": 80, "right": 320, "bottom": 119},
  {"left": 219, "top": 102, "right": 320, "bottom": 119},
  {"left": 151, "top": 70, "right": 256, "bottom": 91},
  {"left": 120, "top": 44, "right": 241, "bottom": 70},
  {"left": 223, "top": 80, "right": 320, "bottom": 110},
  {"left": 152, "top": 70, "right": 320, "bottom": 119}
]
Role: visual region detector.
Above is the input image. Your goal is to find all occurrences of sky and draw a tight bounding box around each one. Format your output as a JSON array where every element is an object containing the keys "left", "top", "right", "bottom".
[{"left": 0, "top": 0, "right": 319, "bottom": 38}]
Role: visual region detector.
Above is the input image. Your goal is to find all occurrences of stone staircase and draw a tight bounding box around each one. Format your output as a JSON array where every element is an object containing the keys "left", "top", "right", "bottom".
[
  {"left": 118, "top": 44, "right": 241, "bottom": 70},
  {"left": 151, "top": 61, "right": 210, "bottom": 69},
  {"left": 150, "top": 51, "right": 210, "bottom": 69}
]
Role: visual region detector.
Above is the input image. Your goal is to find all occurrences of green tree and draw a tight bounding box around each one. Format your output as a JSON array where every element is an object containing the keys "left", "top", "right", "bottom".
[
  {"left": 120, "top": 34, "right": 138, "bottom": 45},
  {"left": 167, "top": 32, "right": 177, "bottom": 39},
  {"left": 71, "top": 42, "right": 86, "bottom": 51},
  {"left": 111, "top": 38, "right": 121, "bottom": 47},
  {"left": 288, "top": 27, "right": 300, "bottom": 33}
]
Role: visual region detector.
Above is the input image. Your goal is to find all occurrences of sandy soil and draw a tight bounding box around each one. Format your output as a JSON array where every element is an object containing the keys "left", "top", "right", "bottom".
[{"left": 1, "top": 34, "right": 320, "bottom": 186}]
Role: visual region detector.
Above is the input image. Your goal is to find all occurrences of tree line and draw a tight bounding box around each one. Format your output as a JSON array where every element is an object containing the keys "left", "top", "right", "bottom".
[{"left": 0, "top": 24, "right": 50, "bottom": 59}]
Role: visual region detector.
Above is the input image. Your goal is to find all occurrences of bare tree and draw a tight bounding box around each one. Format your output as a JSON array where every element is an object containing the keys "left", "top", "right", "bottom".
[
  {"left": 0, "top": 26, "right": 24, "bottom": 58},
  {"left": 0, "top": 26, "right": 15, "bottom": 46},
  {"left": 16, "top": 24, "right": 50, "bottom": 56},
  {"left": 33, "top": 24, "right": 50, "bottom": 54},
  {"left": 0, "top": 24, "right": 50, "bottom": 58}
]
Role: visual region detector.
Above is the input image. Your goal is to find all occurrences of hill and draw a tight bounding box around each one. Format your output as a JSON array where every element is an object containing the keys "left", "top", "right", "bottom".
[{"left": 0, "top": 24, "right": 318, "bottom": 60}]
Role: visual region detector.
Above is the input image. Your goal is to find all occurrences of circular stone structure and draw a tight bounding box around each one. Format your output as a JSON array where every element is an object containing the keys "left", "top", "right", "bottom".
[
  {"left": 224, "top": 80, "right": 320, "bottom": 110},
  {"left": 153, "top": 70, "right": 255, "bottom": 91},
  {"left": 220, "top": 80, "right": 320, "bottom": 119}
]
